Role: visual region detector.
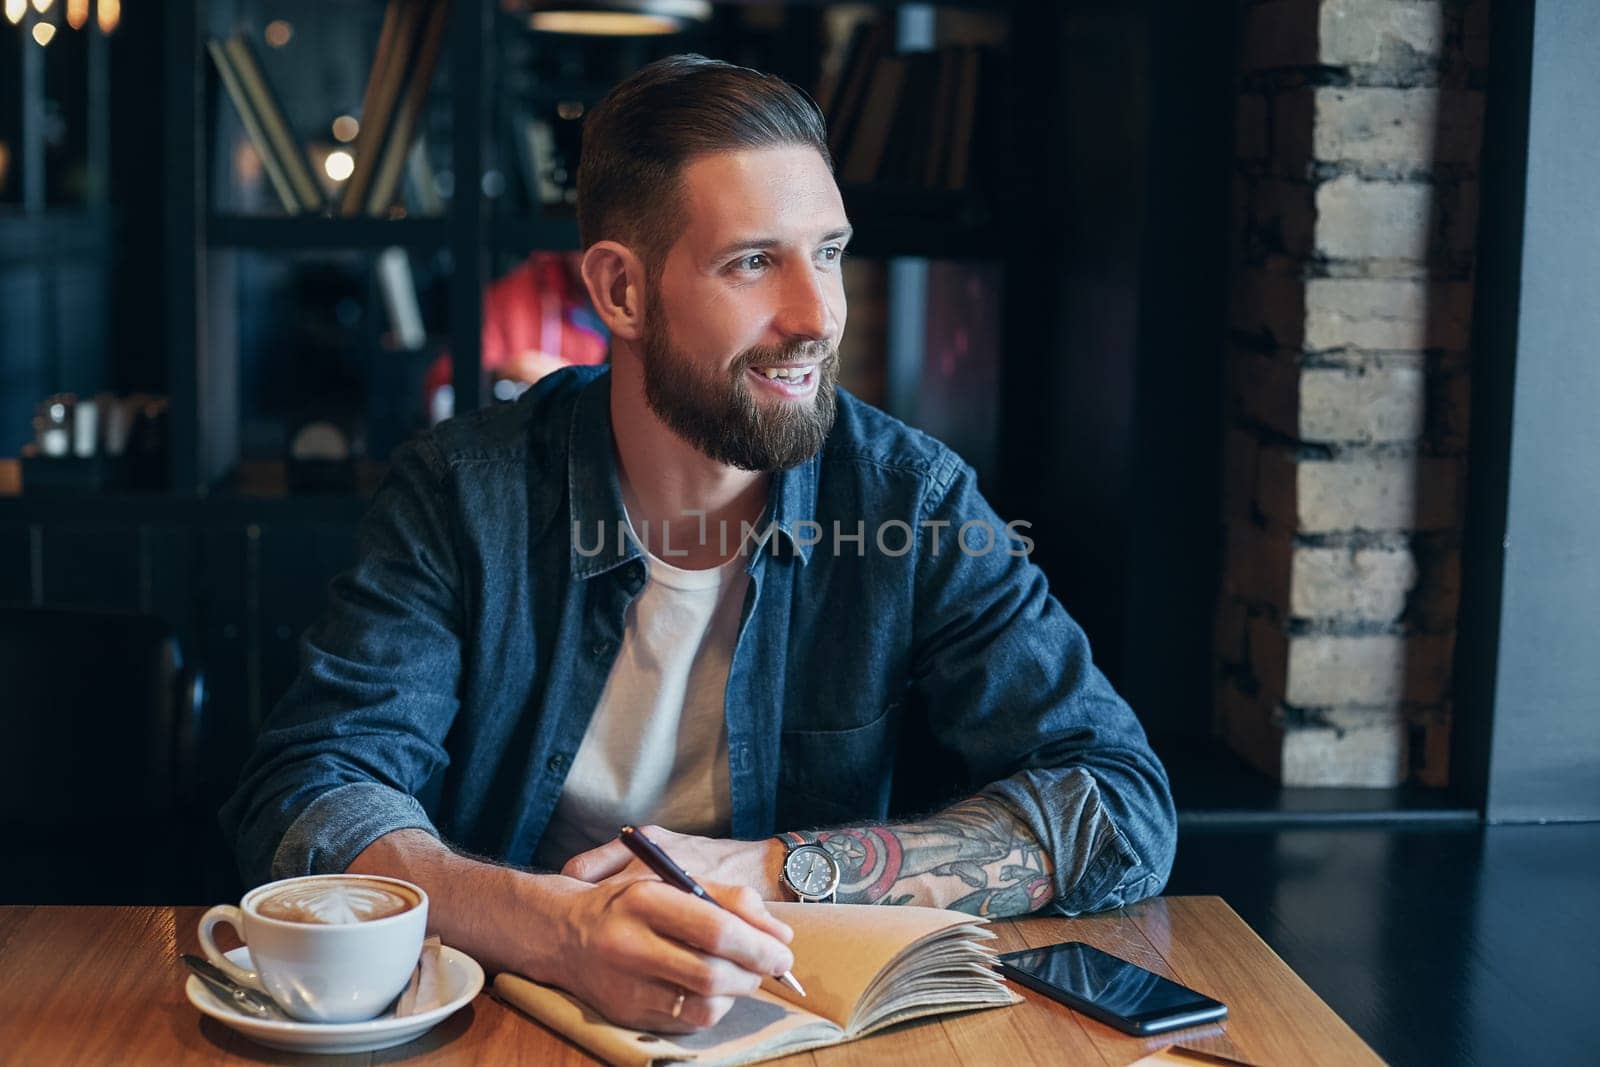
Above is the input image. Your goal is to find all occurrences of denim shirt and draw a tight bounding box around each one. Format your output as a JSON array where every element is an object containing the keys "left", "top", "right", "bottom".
[{"left": 221, "top": 367, "right": 1176, "bottom": 913}]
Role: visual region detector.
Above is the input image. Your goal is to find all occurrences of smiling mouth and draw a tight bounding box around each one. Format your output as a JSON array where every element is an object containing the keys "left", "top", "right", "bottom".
[
  {"left": 746, "top": 364, "right": 819, "bottom": 392},
  {"left": 750, "top": 364, "right": 816, "bottom": 382}
]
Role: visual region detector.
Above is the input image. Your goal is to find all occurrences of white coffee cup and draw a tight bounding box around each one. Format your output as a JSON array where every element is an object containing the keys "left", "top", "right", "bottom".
[{"left": 197, "top": 873, "right": 429, "bottom": 1023}]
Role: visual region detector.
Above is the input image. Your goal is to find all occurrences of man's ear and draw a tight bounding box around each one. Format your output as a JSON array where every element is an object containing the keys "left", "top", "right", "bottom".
[{"left": 579, "top": 241, "right": 646, "bottom": 342}]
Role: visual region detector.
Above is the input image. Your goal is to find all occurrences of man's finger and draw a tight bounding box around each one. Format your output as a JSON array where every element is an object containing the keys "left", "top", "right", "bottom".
[
  {"left": 637, "top": 983, "right": 735, "bottom": 1034},
  {"left": 706, "top": 882, "right": 794, "bottom": 944},
  {"left": 634, "top": 936, "right": 764, "bottom": 999},
  {"left": 633, "top": 882, "right": 795, "bottom": 977},
  {"left": 562, "top": 838, "right": 632, "bottom": 882}
]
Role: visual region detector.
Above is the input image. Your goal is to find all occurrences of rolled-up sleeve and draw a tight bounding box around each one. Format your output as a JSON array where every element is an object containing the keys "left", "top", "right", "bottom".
[
  {"left": 911, "top": 456, "right": 1177, "bottom": 914},
  {"left": 219, "top": 439, "right": 464, "bottom": 886}
]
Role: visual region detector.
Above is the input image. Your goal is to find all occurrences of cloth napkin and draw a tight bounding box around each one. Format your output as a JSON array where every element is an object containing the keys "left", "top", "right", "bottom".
[{"left": 395, "top": 935, "right": 446, "bottom": 1017}]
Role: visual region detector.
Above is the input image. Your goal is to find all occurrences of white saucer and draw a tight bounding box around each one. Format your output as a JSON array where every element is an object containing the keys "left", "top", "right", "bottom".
[{"left": 186, "top": 945, "right": 485, "bottom": 1054}]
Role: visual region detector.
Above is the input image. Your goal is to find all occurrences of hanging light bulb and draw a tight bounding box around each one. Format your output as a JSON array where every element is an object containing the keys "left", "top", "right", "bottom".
[
  {"left": 31, "top": 0, "right": 54, "bottom": 14},
  {"left": 66, "top": 0, "right": 87, "bottom": 30},
  {"left": 4, "top": 0, "right": 25, "bottom": 26},
  {"left": 527, "top": 1, "right": 711, "bottom": 36},
  {"left": 96, "top": 0, "right": 118, "bottom": 34},
  {"left": 32, "top": 20, "right": 56, "bottom": 44}
]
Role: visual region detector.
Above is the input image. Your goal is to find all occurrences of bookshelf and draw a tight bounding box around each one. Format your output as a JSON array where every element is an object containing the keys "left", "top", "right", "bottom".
[
  {"left": 163, "top": 0, "right": 1034, "bottom": 499},
  {"left": 0, "top": 0, "right": 1046, "bottom": 807}
]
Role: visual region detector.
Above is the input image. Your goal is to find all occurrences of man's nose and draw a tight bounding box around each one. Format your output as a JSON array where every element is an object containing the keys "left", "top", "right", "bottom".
[{"left": 775, "top": 262, "right": 834, "bottom": 342}]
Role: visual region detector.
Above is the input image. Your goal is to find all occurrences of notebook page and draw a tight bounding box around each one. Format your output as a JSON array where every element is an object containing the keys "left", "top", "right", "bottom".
[{"left": 760, "top": 902, "right": 990, "bottom": 1026}]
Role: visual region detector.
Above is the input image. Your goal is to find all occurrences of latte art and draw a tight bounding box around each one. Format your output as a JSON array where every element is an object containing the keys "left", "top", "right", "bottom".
[{"left": 254, "top": 878, "right": 418, "bottom": 925}]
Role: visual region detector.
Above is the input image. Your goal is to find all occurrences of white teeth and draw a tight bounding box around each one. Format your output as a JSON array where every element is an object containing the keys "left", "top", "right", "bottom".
[{"left": 756, "top": 366, "right": 812, "bottom": 382}]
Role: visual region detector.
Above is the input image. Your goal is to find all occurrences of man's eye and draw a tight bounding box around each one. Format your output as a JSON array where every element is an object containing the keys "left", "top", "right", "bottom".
[
  {"left": 735, "top": 254, "right": 769, "bottom": 272},
  {"left": 819, "top": 246, "right": 848, "bottom": 264}
]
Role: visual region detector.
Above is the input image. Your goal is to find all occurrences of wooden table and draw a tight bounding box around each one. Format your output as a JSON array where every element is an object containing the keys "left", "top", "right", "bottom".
[{"left": 0, "top": 896, "right": 1379, "bottom": 1065}]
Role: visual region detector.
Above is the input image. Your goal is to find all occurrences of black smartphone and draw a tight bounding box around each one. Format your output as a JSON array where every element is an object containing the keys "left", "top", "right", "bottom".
[{"left": 995, "top": 941, "right": 1228, "bottom": 1036}]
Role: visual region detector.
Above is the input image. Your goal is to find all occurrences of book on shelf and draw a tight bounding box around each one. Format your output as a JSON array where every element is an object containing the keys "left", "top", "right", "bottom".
[
  {"left": 923, "top": 47, "right": 961, "bottom": 190},
  {"left": 224, "top": 36, "right": 324, "bottom": 213},
  {"left": 208, "top": 39, "right": 299, "bottom": 214},
  {"left": 825, "top": 19, "right": 891, "bottom": 165},
  {"left": 493, "top": 903, "right": 1017, "bottom": 1067},
  {"left": 822, "top": 34, "right": 996, "bottom": 196},
  {"left": 943, "top": 46, "right": 986, "bottom": 192},
  {"left": 814, "top": 15, "right": 873, "bottom": 124},
  {"left": 342, "top": 0, "right": 421, "bottom": 215},
  {"left": 374, "top": 247, "right": 427, "bottom": 351},
  {"left": 344, "top": 0, "right": 450, "bottom": 218},
  {"left": 404, "top": 139, "right": 444, "bottom": 217},
  {"left": 878, "top": 51, "right": 938, "bottom": 190},
  {"left": 839, "top": 55, "right": 907, "bottom": 187},
  {"left": 365, "top": 0, "right": 450, "bottom": 216}
]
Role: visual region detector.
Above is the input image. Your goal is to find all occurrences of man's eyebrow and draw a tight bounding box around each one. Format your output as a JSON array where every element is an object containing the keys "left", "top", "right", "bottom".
[{"left": 707, "top": 226, "right": 854, "bottom": 262}]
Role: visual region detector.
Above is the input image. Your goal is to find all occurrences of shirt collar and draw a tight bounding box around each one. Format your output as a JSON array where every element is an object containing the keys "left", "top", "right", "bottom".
[{"left": 565, "top": 369, "right": 819, "bottom": 578}]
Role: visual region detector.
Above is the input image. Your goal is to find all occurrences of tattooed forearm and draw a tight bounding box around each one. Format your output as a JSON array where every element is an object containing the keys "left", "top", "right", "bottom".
[{"left": 785, "top": 795, "right": 1056, "bottom": 917}]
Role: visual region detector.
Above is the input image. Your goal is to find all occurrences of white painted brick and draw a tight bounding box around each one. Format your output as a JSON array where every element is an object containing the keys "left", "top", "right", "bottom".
[
  {"left": 1315, "top": 175, "right": 1434, "bottom": 260},
  {"left": 1319, "top": 0, "right": 1444, "bottom": 67},
  {"left": 1312, "top": 88, "right": 1484, "bottom": 166},
  {"left": 1299, "top": 363, "right": 1427, "bottom": 442},
  {"left": 1282, "top": 715, "right": 1408, "bottom": 786},
  {"left": 1285, "top": 631, "right": 1452, "bottom": 705},
  {"left": 1291, "top": 543, "right": 1418, "bottom": 621},
  {"left": 1304, "top": 278, "right": 1473, "bottom": 351},
  {"left": 1294, "top": 453, "right": 1460, "bottom": 532},
  {"left": 1287, "top": 632, "right": 1407, "bottom": 705}
]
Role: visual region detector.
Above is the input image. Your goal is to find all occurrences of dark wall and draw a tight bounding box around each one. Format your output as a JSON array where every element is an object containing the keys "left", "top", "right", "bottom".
[{"left": 1027, "top": 2, "right": 1233, "bottom": 741}]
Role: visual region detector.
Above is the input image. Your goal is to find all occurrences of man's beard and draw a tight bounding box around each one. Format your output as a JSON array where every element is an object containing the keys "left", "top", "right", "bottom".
[{"left": 639, "top": 289, "right": 838, "bottom": 472}]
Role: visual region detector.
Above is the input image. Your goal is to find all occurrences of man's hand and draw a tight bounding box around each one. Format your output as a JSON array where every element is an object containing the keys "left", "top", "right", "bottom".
[
  {"left": 550, "top": 876, "right": 795, "bottom": 1033},
  {"left": 347, "top": 828, "right": 794, "bottom": 1034},
  {"left": 561, "top": 825, "right": 787, "bottom": 900}
]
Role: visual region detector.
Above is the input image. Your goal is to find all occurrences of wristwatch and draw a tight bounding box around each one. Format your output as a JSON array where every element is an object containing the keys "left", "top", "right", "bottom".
[{"left": 778, "top": 836, "right": 841, "bottom": 903}]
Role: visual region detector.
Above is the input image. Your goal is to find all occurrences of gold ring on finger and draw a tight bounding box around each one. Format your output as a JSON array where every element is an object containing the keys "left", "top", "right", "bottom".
[{"left": 671, "top": 990, "right": 686, "bottom": 1020}]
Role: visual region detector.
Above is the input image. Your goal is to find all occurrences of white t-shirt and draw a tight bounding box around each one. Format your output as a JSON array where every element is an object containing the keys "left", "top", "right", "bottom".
[{"left": 534, "top": 542, "right": 748, "bottom": 870}]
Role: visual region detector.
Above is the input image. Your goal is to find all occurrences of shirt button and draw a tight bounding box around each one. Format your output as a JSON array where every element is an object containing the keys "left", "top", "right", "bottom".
[
  {"left": 591, "top": 639, "right": 614, "bottom": 658},
  {"left": 547, "top": 754, "right": 569, "bottom": 773}
]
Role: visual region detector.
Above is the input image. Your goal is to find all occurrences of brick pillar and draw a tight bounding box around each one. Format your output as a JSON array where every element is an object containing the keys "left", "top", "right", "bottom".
[{"left": 1216, "top": 0, "right": 1490, "bottom": 786}]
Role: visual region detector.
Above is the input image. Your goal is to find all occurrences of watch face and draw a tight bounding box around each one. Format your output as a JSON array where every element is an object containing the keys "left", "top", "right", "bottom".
[{"left": 785, "top": 845, "right": 838, "bottom": 897}]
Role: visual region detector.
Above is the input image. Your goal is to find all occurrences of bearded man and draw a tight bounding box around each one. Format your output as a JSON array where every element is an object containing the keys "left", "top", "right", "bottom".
[{"left": 222, "top": 54, "right": 1175, "bottom": 1034}]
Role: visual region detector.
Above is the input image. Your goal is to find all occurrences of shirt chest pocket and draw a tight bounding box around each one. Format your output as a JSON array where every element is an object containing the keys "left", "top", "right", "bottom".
[{"left": 776, "top": 702, "right": 899, "bottom": 827}]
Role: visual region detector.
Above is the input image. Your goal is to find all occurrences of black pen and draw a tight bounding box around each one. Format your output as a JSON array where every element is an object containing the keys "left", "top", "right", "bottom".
[{"left": 618, "top": 825, "right": 807, "bottom": 997}]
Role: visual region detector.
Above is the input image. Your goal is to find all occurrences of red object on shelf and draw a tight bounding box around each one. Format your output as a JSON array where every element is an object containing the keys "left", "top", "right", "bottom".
[{"left": 426, "top": 252, "right": 608, "bottom": 406}]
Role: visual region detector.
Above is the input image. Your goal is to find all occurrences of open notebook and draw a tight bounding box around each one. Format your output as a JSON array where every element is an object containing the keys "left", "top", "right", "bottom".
[{"left": 493, "top": 902, "right": 1020, "bottom": 1067}]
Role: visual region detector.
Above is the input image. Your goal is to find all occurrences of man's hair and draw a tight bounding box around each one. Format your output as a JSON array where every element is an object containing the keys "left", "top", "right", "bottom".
[{"left": 576, "top": 54, "right": 832, "bottom": 278}]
